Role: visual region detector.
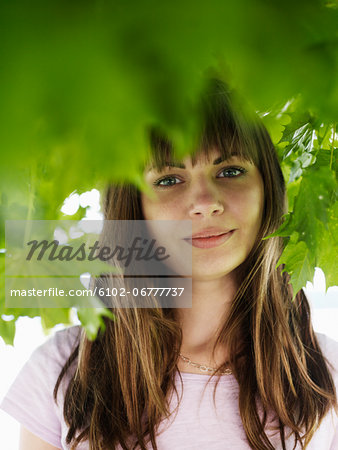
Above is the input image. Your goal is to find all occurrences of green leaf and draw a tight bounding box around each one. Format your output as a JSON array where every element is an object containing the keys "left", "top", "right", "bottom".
[
  {"left": 317, "top": 202, "right": 338, "bottom": 289},
  {"left": 270, "top": 161, "right": 337, "bottom": 292},
  {"left": 277, "top": 240, "right": 315, "bottom": 298},
  {"left": 77, "top": 308, "right": 115, "bottom": 341},
  {"left": 272, "top": 164, "right": 336, "bottom": 248},
  {"left": 40, "top": 308, "right": 73, "bottom": 332},
  {"left": 292, "top": 165, "right": 336, "bottom": 250},
  {"left": 286, "top": 178, "right": 302, "bottom": 212},
  {"left": 0, "top": 317, "right": 16, "bottom": 346},
  {"left": 261, "top": 111, "right": 291, "bottom": 145}
]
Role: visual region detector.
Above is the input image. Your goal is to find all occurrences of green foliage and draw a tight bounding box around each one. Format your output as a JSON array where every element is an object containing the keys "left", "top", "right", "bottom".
[
  {"left": 0, "top": 0, "right": 337, "bottom": 343},
  {"left": 264, "top": 100, "right": 337, "bottom": 298},
  {"left": 277, "top": 236, "right": 314, "bottom": 298}
]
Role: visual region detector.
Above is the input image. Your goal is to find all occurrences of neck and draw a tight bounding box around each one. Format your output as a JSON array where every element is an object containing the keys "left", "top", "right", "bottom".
[{"left": 175, "top": 273, "right": 238, "bottom": 367}]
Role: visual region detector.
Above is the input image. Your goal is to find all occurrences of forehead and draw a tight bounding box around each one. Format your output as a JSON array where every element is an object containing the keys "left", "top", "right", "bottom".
[{"left": 180, "top": 149, "right": 225, "bottom": 167}]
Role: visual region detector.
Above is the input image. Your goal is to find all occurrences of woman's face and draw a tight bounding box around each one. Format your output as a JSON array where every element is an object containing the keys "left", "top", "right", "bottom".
[{"left": 141, "top": 149, "right": 265, "bottom": 281}]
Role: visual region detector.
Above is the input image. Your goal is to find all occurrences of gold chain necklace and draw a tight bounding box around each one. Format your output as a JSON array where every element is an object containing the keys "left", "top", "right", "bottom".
[{"left": 179, "top": 353, "right": 232, "bottom": 375}]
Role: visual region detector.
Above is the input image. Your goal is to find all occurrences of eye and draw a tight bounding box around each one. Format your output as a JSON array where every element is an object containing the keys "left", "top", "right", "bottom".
[
  {"left": 217, "top": 166, "right": 247, "bottom": 178},
  {"left": 153, "top": 175, "right": 183, "bottom": 187},
  {"left": 152, "top": 166, "right": 247, "bottom": 187}
]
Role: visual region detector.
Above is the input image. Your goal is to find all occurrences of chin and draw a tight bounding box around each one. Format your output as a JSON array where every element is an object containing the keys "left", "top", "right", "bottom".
[
  {"left": 191, "top": 255, "right": 248, "bottom": 281},
  {"left": 191, "top": 266, "right": 237, "bottom": 281}
]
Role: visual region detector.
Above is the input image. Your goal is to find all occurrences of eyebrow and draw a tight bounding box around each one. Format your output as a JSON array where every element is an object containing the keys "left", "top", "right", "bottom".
[{"left": 149, "top": 156, "right": 231, "bottom": 171}]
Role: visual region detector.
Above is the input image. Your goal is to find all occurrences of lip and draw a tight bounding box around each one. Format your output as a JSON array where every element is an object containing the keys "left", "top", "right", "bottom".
[
  {"left": 183, "top": 230, "right": 235, "bottom": 249},
  {"left": 188, "top": 228, "right": 234, "bottom": 239}
]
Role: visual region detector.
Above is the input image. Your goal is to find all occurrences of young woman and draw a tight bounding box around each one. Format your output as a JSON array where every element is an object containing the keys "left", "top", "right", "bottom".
[{"left": 1, "top": 79, "right": 338, "bottom": 450}]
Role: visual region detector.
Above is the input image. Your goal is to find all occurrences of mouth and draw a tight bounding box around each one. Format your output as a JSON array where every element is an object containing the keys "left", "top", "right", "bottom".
[{"left": 183, "top": 230, "right": 235, "bottom": 249}]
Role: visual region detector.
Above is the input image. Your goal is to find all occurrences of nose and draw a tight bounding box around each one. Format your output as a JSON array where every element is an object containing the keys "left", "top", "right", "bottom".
[{"left": 188, "top": 181, "right": 224, "bottom": 218}]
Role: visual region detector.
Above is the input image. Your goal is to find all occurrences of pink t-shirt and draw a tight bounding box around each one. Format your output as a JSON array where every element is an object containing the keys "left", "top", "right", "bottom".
[{"left": 1, "top": 325, "right": 338, "bottom": 449}]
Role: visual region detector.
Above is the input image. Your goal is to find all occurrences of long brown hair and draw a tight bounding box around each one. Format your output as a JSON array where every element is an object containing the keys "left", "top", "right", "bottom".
[{"left": 54, "top": 79, "right": 337, "bottom": 449}]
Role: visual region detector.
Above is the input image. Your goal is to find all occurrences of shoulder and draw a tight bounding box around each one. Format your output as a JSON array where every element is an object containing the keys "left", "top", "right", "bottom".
[
  {"left": 2, "top": 324, "right": 81, "bottom": 401},
  {"left": 26, "top": 325, "right": 81, "bottom": 382},
  {"left": 316, "top": 332, "right": 338, "bottom": 378},
  {"left": 34, "top": 325, "right": 81, "bottom": 365},
  {"left": 0, "top": 325, "right": 82, "bottom": 448}
]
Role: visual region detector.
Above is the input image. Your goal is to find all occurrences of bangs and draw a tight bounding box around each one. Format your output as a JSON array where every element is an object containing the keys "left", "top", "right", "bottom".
[{"left": 145, "top": 80, "right": 262, "bottom": 172}]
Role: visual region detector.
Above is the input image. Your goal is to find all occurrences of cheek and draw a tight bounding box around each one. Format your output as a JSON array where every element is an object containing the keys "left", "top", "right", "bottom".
[
  {"left": 231, "top": 184, "right": 264, "bottom": 231},
  {"left": 248, "top": 189, "right": 264, "bottom": 232},
  {"left": 253, "top": 181, "right": 265, "bottom": 227},
  {"left": 141, "top": 194, "right": 180, "bottom": 220}
]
